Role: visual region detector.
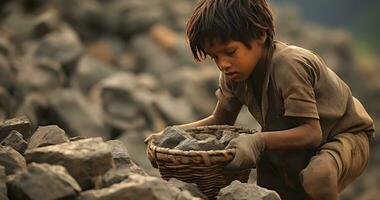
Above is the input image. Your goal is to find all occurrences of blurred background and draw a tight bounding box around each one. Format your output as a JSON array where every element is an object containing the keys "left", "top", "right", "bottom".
[{"left": 0, "top": 0, "right": 378, "bottom": 199}]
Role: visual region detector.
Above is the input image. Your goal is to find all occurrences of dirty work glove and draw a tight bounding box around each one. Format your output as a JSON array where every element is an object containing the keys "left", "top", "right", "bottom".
[{"left": 224, "top": 133, "right": 265, "bottom": 171}]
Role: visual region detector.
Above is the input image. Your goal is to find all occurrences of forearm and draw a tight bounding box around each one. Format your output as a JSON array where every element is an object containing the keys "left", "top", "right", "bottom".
[
  {"left": 177, "top": 115, "right": 226, "bottom": 129},
  {"left": 263, "top": 121, "right": 322, "bottom": 150}
]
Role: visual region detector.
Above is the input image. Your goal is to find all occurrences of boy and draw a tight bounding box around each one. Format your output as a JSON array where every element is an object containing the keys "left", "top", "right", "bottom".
[{"left": 145, "top": 0, "right": 374, "bottom": 199}]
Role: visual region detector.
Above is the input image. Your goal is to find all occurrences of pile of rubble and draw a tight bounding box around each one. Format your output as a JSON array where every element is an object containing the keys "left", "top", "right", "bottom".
[
  {"left": 0, "top": 0, "right": 378, "bottom": 200},
  {"left": 0, "top": 116, "right": 280, "bottom": 200}
]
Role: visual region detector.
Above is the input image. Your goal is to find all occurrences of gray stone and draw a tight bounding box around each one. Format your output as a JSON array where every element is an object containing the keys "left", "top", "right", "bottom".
[
  {"left": 73, "top": 54, "right": 118, "bottom": 94},
  {"left": 25, "top": 137, "right": 113, "bottom": 190},
  {"left": 78, "top": 174, "right": 200, "bottom": 200},
  {"left": 46, "top": 89, "right": 110, "bottom": 139},
  {"left": 198, "top": 137, "right": 225, "bottom": 151},
  {"left": 168, "top": 178, "right": 208, "bottom": 200},
  {"left": 0, "top": 36, "right": 15, "bottom": 57},
  {"left": 0, "top": 166, "right": 8, "bottom": 200},
  {"left": 101, "top": 164, "right": 147, "bottom": 188},
  {"left": 0, "top": 145, "right": 26, "bottom": 175},
  {"left": 130, "top": 35, "right": 177, "bottom": 76},
  {"left": 219, "top": 130, "right": 239, "bottom": 146},
  {"left": 15, "top": 93, "right": 48, "bottom": 131},
  {"left": 0, "top": 130, "right": 28, "bottom": 155},
  {"left": 16, "top": 58, "right": 65, "bottom": 94},
  {"left": 174, "top": 138, "right": 200, "bottom": 151},
  {"left": 217, "top": 180, "right": 281, "bottom": 200},
  {"left": 191, "top": 133, "right": 217, "bottom": 141},
  {"left": 7, "top": 163, "right": 81, "bottom": 200},
  {"left": 91, "top": 73, "right": 153, "bottom": 131},
  {"left": 0, "top": 87, "right": 14, "bottom": 121},
  {"left": 27, "top": 125, "right": 69, "bottom": 150},
  {"left": 105, "top": 140, "right": 132, "bottom": 168},
  {"left": 34, "top": 24, "right": 83, "bottom": 79},
  {"left": 33, "top": 8, "right": 61, "bottom": 38},
  {"left": 115, "top": 1, "right": 166, "bottom": 36},
  {"left": 34, "top": 25, "right": 83, "bottom": 65},
  {"left": 153, "top": 94, "right": 197, "bottom": 125},
  {"left": 156, "top": 126, "right": 191, "bottom": 149},
  {"left": 0, "top": 54, "right": 14, "bottom": 91},
  {"left": 0, "top": 115, "right": 32, "bottom": 142}
]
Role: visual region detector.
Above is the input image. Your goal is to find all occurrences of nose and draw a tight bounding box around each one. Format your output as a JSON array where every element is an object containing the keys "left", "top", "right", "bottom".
[{"left": 216, "top": 58, "right": 232, "bottom": 71}]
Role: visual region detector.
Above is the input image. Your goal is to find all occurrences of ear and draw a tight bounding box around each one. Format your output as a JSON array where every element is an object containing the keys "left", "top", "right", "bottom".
[{"left": 258, "top": 32, "right": 267, "bottom": 45}]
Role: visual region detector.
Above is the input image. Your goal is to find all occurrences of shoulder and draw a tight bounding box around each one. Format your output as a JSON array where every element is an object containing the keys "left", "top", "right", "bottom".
[{"left": 271, "top": 41, "right": 322, "bottom": 82}]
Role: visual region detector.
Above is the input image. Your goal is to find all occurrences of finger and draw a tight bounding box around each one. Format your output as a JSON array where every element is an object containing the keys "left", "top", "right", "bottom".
[
  {"left": 144, "top": 135, "right": 152, "bottom": 144},
  {"left": 224, "top": 151, "right": 242, "bottom": 171},
  {"left": 225, "top": 139, "right": 238, "bottom": 149}
]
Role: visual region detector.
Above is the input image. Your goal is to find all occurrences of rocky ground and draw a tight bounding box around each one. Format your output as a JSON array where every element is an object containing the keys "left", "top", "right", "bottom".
[{"left": 0, "top": 0, "right": 379, "bottom": 200}]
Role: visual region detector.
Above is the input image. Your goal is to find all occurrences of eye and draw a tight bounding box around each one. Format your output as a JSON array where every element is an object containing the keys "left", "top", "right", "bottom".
[{"left": 225, "top": 49, "right": 236, "bottom": 56}]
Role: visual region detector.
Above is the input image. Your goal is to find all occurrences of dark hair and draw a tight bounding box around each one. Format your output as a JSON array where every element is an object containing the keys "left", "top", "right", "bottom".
[{"left": 186, "top": 0, "right": 275, "bottom": 61}]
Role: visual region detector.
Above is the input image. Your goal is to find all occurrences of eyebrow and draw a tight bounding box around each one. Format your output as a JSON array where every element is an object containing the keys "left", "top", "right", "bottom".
[{"left": 206, "top": 45, "right": 234, "bottom": 55}]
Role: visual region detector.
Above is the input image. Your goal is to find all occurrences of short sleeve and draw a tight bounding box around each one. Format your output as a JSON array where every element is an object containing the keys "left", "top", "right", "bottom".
[
  {"left": 273, "top": 56, "right": 320, "bottom": 119},
  {"left": 215, "top": 72, "right": 243, "bottom": 112}
]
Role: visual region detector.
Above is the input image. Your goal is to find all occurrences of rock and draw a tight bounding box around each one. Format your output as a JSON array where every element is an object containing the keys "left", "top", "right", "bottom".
[
  {"left": 73, "top": 54, "right": 118, "bottom": 94},
  {"left": 0, "top": 86, "right": 14, "bottom": 120},
  {"left": 105, "top": 140, "right": 132, "bottom": 168},
  {"left": 115, "top": 1, "right": 166, "bottom": 36},
  {"left": 117, "top": 130, "right": 160, "bottom": 177},
  {"left": 198, "top": 137, "right": 225, "bottom": 151},
  {"left": 174, "top": 138, "right": 200, "bottom": 151},
  {"left": 16, "top": 58, "right": 65, "bottom": 94},
  {"left": 32, "top": 8, "right": 61, "bottom": 38},
  {"left": 0, "top": 54, "right": 14, "bottom": 91},
  {"left": 0, "top": 130, "right": 28, "bottom": 155},
  {"left": 78, "top": 174, "right": 200, "bottom": 200},
  {"left": 168, "top": 178, "right": 208, "bottom": 200},
  {"left": 91, "top": 73, "right": 153, "bottom": 131},
  {"left": 192, "top": 133, "right": 217, "bottom": 141},
  {"left": 0, "top": 115, "right": 32, "bottom": 142},
  {"left": 217, "top": 180, "right": 281, "bottom": 200},
  {"left": 130, "top": 34, "right": 177, "bottom": 76},
  {"left": 153, "top": 94, "right": 197, "bottom": 125},
  {"left": 34, "top": 24, "right": 83, "bottom": 80},
  {"left": 46, "top": 89, "right": 110, "bottom": 139},
  {"left": 25, "top": 137, "right": 113, "bottom": 190},
  {"left": 101, "top": 164, "right": 147, "bottom": 188},
  {"left": 7, "top": 163, "right": 81, "bottom": 200},
  {"left": 0, "top": 36, "right": 15, "bottom": 57},
  {"left": 219, "top": 131, "right": 239, "bottom": 146},
  {"left": 0, "top": 145, "right": 26, "bottom": 175},
  {"left": 156, "top": 126, "right": 191, "bottom": 149},
  {"left": 0, "top": 166, "right": 8, "bottom": 200},
  {"left": 27, "top": 125, "right": 69, "bottom": 150},
  {"left": 15, "top": 93, "right": 48, "bottom": 131}
]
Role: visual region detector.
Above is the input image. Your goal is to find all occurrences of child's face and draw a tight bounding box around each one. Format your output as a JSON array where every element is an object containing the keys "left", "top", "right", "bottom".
[{"left": 206, "top": 38, "right": 265, "bottom": 82}]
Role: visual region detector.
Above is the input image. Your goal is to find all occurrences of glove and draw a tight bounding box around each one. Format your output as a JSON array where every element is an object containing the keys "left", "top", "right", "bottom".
[{"left": 224, "top": 132, "right": 265, "bottom": 171}]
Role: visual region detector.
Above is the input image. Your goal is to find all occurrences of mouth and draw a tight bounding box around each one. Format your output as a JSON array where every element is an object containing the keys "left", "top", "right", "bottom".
[{"left": 225, "top": 71, "right": 238, "bottom": 79}]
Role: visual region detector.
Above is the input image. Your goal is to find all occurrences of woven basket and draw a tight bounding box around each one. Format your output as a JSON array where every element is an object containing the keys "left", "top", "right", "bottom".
[{"left": 147, "top": 125, "right": 257, "bottom": 200}]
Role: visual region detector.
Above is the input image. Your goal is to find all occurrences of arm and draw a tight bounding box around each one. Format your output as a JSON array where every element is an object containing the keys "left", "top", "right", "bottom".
[
  {"left": 263, "top": 117, "right": 323, "bottom": 150},
  {"left": 144, "top": 101, "right": 241, "bottom": 143},
  {"left": 178, "top": 101, "right": 242, "bottom": 129}
]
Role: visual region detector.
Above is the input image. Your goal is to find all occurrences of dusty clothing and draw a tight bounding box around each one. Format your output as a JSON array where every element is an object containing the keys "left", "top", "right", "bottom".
[{"left": 215, "top": 40, "right": 374, "bottom": 199}]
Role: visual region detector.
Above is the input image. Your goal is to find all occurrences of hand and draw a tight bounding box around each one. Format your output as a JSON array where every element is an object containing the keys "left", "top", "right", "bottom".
[
  {"left": 144, "top": 131, "right": 163, "bottom": 144},
  {"left": 224, "top": 133, "right": 265, "bottom": 171}
]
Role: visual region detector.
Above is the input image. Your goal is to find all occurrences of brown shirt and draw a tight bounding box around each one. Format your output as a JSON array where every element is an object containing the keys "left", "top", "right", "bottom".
[
  {"left": 215, "top": 41, "right": 375, "bottom": 190},
  {"left": 216, "top": 40, "right": 374, "bottom": 141}
]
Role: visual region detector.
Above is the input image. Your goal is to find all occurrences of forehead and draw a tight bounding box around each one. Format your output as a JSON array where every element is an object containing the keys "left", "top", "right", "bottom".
[{"left": 206, "top": 40, "right": 243, "bottom": 53}]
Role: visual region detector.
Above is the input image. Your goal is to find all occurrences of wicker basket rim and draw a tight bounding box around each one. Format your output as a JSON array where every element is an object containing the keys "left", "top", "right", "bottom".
[{"left": 148, "top": 125, "right": 256, "bottom": 157}]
